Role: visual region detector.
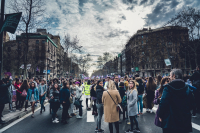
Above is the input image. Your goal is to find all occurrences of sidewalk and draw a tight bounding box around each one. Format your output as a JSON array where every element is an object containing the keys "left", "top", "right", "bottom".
[{"left": 0, "top": 100, "right": 48, "bottom": 129}]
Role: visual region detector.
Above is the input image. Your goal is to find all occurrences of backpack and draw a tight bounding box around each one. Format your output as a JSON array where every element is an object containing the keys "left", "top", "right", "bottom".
[
  {"left": 122, "top": 95, "right": 127, "bottom": 108},
  {"left": 21, "top": 89, "right": 27, "bottom": 97},
  {"left": 137, "top": 79, "right": 144, "bottom": 94}
]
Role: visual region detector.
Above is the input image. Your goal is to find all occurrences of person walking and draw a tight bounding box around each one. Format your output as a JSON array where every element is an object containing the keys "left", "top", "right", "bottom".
[
  {"left": 145, "top": 77, "right": 156, "bottom": 113},
  {"left": 102, "top": 80, "right": 121, "bottom": 133},
  {"left": 0, "top": 77, "right": 12, "bottom": 124},
  {"left": 84, "top": 80, "right": 91, "bottom": 110},
  {"left": 60, "top": 81, "right": 70, "bottom": 124},
  {"left": 75, "top": 81, "right": 83, "bottom": 118},
  {"left": 26, "top": 82, "right": 39, "bottom": 118},
  {"left": 135, "top": 77, "right": 144, "bottom": 116},
  {"left": 8, "top": 80, "right": 15, "bottom": 112},
  {"left": 154, "top": 77, "right": 169, "bottom": 128},
  {"left": 118, "top": 82, "right": 125, "bottom": 122},
  {"left": 70, "top": 82, "right": 77, "bottom": 116},
  {"left": 14, "top": 78, "right": 21, "bottom": 109},
  {"left": 95, "top": 80, "right": 105, "bottom": 132},
  {"left": 159, "top": 69, "right": 195, "bottom": 133},
  {"left": 90, "top": 81, "right": 97, "bottom": 116},
  {"left": 50, "top": 83, "right": 60, "bottom": 123},
  {"left": 125, "top": 80, "right": 140, "bottom": 133},
  {"left": 38, "top": 79, "right": 47, "bottom": 114},
  {"left": 190, "top": 65, "right": 200, "bottom": 113},
  {"left": 19, "top": 80, "right": 29, "bottom": 111}
]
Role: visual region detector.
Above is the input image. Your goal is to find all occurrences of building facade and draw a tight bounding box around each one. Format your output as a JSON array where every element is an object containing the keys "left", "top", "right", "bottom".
[{"left": 125, "top": 26, "right": 190, "bottom": 77}]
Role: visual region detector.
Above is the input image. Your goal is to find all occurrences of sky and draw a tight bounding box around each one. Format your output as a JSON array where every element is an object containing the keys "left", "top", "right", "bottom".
[{"left": 4, "top": 0, "right": 200, "bottom": 76}]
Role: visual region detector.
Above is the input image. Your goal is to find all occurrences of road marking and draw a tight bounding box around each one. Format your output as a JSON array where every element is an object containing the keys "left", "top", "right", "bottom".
[
  {"left": 0, "top": 103, "right": 49, "bottom": 133},
  {"left": 152, "top": 106, "right": 200, "bottom": 131},
  {"left": 87, "top": 111, "right": 95, "bottom": 122}
]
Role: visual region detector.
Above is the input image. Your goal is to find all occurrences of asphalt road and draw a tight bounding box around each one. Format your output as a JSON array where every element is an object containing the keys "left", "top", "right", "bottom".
[{"left": 1, "top": 103, "right": 200, "bottom": 133}]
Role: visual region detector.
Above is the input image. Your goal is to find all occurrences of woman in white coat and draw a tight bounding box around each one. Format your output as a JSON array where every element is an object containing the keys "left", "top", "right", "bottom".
[
  {"left": 125, "top": 80, "right": 140, "bottom": 133},
  {"left": 75, "top": 81, "right": 83, "bottom": 118}
]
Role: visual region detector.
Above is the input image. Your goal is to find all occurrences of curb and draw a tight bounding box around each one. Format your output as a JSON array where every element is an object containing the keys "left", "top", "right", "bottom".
[{"left": 0, "top": 101, "right": 48, "bottom": 129}]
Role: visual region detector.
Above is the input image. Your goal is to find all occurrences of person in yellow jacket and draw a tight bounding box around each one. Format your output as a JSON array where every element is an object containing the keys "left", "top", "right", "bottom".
[{"left": 83, "top": 80, "right": 91, "bottom": 110}]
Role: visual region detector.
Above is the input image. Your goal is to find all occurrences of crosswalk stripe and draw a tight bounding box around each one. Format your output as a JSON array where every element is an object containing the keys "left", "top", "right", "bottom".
[
  {"left": 87, "top": 111, "right": 95, "bottom": 122},
  {"left": 152, "top": 106, "right": 200, "bottom": 131}
]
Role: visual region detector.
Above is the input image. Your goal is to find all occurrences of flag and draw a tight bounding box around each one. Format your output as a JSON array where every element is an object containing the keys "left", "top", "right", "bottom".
[{"left": 0, "top": 12, "right": 22, "bottom": 34}]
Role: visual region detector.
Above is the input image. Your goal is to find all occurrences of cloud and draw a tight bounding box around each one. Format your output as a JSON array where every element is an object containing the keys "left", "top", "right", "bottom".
[{"left": 5, "top": 0, "right": 200, "bottom": 76}]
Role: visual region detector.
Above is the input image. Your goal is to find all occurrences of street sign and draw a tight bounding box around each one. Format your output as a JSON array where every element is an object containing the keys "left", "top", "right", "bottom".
[
  {"left": 43, "top": 70, "right": 46, "bottom": 73},
  {"left": 135, "top": 67, "right": 139, "bottom": 71},
  {"left": 0, "top": 12, "right": 22, "bottom": 34},
  {"left": 164, "top": 59, "right": 171, "bottom": 66},
  {"left": 47, "top": 70, "right": 51, "bottom": 74}
]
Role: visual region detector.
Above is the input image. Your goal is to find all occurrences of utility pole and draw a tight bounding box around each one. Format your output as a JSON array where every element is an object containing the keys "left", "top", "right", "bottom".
[{"left": 0, "top": 0, "right": 5, "bottom": 79}]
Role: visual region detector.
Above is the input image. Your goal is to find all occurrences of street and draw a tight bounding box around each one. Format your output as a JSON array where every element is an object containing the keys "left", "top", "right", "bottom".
[{"left": 1, "top": 103, "right": 200, "bottom": 133}]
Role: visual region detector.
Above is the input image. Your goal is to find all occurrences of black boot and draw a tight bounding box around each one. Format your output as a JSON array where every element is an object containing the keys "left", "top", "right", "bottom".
[
  {"left": 0, "top": 119, "right": 6, "bottom": 124},
  {"left": 43, "top": 107, "right": 45, "bottom": 112}
]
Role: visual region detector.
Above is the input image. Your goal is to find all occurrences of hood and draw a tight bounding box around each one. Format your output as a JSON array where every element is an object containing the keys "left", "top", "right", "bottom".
[{"left": 165, "top": 79, "right": 188, "bottom": 97}]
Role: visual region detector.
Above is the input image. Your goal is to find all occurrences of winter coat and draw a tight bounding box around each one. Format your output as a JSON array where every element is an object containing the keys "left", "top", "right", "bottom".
[
  {"left": 118, "top": 87, "right": 125, "bottom": 100},
  {"left": 59, "top": 87, "right": 70, "bottom": 106},
  {"left": 190, "top": 71, "right": 200, "bottom": 90},
  {"left": 90, "top": 84, "right": 97, "bottom": 97},
  {"left": 102, "top": 90, "right": 121, "bottom": 123},
  {"left": 127, "top": 90, "right": 138, "bottom": 116},
  {"left": 76, "top": 86, "right": 83, "bottom": 100},
  {"left": 159, "top": 79, "right": 195, "bottom": 132},
  {"left": 26, "top": 88, "right": 39, "bottom": 101},
  {"left": 154, "top": 90, "right": 162, "bottom": 127},
  {"left": 0, "top": 80, "right": 12, "bottom": 104},
  {"left": 114, "top": 82, "right": 119, "bottom": 90},
  {"left": 96, "top": 85, "right": 104, "bottom": 104}
]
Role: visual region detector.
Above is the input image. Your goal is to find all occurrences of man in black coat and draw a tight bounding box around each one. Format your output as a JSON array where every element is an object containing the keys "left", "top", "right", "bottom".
[
  {"left": 190, "top": 65, "right": 200, "bottom": 112},
  {"left": 114, "top": 75, "right": 119, "bottom": 90},
  {"left": 0, "top": 77, "right": 12, "bottom": 124},
  {"left": 159, "top": 69, "right": 195, "bottom": 133}
]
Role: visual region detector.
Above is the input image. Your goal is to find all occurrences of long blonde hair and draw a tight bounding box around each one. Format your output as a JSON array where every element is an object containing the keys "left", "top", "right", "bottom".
[
  {"left": 107, "top": 80, "right": 117, "bottom": 90},
  {"left": 128, "top": 80, "right": 138, "bottom": 94}
]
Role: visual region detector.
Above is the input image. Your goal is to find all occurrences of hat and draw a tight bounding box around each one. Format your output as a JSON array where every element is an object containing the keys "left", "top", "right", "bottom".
[
  {"left": 119, "top": 82, "right": 124, "bottom": 88},
  {"left": 75, "top": 81, "right": 80, "bottom": 84}
]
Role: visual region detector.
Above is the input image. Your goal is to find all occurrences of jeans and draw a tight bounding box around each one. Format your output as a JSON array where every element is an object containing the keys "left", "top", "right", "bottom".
[
  {"left": 40, "top": 96, "right": 45, "bottom": 111},
  {"left": 19, "top": 96, "right": 28, "bottom": 109},
  {"left": 70, "top": 97, "right": 75, "bottom": 114},
  {"left": 109, "top": 122, "right": 119, "bottom": 133},
  {"left": 62, "top": 103, "right": 69, "bottom": 121},
  {"left": 96, "top": 103, "right": 103, "bottom": 129},
  {"left": 130, "top": 115, "right": 138, "bottom": 130},
  {"left": 79, "top": 101, "right": 83, "bottom": 116},
  {"left": 51, "top": 102, "right": 60, "bottom": 120},
  {"left": 0, "top": 104, "right": 5, "bottom": 121},
  {"left": 137, "top": 95, "right": 143, "bottom": 113}
]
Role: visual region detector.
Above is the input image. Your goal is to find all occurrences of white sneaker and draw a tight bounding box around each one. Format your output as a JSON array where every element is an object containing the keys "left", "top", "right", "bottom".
[
  {"left": 52, "top": 120, "right": 59, "bottom": 123},
  {"left": 192, "top": 115, "right": 197, "bottom": 118},
  {"left": 146, "top": 109, "right": 149, "bottom": 111},
  {"left": 76, "top": 109, "right": 79, "bottom": 113},
  {"left": 150, "top": 110, "right": 153, "bottom": 113},
  {"left": 77, "top": 115, "right": 82, "bottom": 119},
  {"left": 55, "top": 118, "right": 59, "bottom": 121}
]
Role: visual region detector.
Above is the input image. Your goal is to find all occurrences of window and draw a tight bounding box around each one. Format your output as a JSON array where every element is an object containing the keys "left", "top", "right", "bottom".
[
  {"left": 157, "top": 63, "right": 159, "bottom": 68},
  {"left": 8, "top": 47, "right": 11, "bottom": 52},
  {"left": 42, "top": 40, "right": 46, "bottom": 44},
  {"left": 36, "top": 40, "right": 39, "bottom": 44},
  {"left": 142, "top": 36, "right": 143, "bottom": 38},
  {"left": 146, "top": 64, "right": 148, "bottom": 69},
  {"left": 141, "top": 40, "right": 143, "bottom": 44}
]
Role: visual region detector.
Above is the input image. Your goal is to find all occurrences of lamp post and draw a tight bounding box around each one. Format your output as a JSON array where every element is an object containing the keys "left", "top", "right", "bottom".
[{"left": 0, "top": 0, "right": 5, "bottom": 79}]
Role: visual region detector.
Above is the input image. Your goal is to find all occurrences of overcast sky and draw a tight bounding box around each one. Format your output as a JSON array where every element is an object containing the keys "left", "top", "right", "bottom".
[{"left": 5, "top": 0, "right": 200, "bottom": 76}]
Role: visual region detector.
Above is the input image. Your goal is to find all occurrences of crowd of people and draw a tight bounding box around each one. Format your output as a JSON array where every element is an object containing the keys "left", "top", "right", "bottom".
[{"left": 0, "top": 66, "right": 200, "bottom": 133}]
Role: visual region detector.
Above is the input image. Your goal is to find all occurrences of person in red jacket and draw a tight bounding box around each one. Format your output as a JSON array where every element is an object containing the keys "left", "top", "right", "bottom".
[{"left": 14, "top": 78, "right": 22, "bottom": 109}]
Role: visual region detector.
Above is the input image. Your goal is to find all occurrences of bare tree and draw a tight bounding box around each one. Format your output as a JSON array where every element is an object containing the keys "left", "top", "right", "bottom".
[
  {"left": 8, "top": 0, "right": 47, "bottom": 79},
  {"left": 165, "top": 7, "right": 200, "bottom": 67}
]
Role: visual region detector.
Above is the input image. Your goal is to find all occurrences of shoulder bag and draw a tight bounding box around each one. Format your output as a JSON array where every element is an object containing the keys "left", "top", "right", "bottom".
[
  {"left": 107, "top": 91, "right": 123, "bottom": 112},
  {"left": 74, "top": 94, "right": 82, "bottom": 107}
]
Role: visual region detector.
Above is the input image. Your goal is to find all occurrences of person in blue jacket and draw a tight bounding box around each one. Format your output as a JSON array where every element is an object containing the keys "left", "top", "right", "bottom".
[
  {"left": 60, "top": 81, "right": 70, "bottom": 124},
  {"left": 159, "top": 69, "right": 195, "bottom": 133},
  {"left": 26, "top": 82, "right": 39, "bottom": 118}
]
